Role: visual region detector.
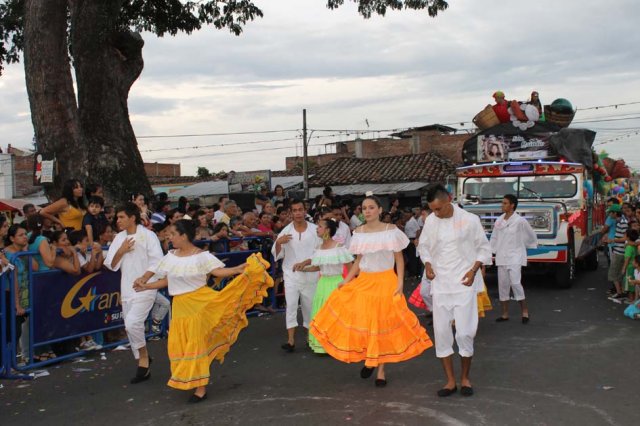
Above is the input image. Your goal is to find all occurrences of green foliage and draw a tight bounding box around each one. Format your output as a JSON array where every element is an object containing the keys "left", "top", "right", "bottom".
[
  {"left": 0, "top": 0, "right": 24, "bottom": 75},
  {"left": 1, "top": 0, "right": 449, "bottom": 74},
  {"left": 196, "top": 166, "right": 212, "bottom": 178},
  {"left": 327, "top": 0, "right": 448, "bottom": 18}
]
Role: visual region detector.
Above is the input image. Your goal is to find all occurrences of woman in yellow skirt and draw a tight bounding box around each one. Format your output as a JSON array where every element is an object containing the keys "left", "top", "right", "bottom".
[
  {"left": 310, "top": 195, "right": 433, "bottom": 386},
  {"left": 134, "top": 220, "right": 273, "bottom": 403}
]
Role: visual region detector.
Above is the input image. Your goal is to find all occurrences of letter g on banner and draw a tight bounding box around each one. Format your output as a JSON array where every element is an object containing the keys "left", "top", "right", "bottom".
[{"left": 61, "top": 272, "right": 100, "bottom": 319}]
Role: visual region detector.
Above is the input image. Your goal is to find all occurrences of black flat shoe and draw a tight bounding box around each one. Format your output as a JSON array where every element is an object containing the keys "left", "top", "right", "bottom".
[
  {"left": 461, "top": 386, "right": 474, "bottom": 397},
  {"left": 281, "top": 343, "right": 295, "bottom": 352},
  {"left": 437, "top": 386, "right": 457, "bottom": 397},
  {"left": 130, "top": 366, "right": 150, "bottom": 384},
  {"left": 375, "top": 379, "right": 387, "bottom": 387},
  {"left": 360, "top": 366, "right": 375, "bottom": 379},
  {"left": 188, "top": 393, "right": 208, "bottom": 404},
  {"left": 522, "top": 316, "right": 530, "bottom": 324},
  {"left": 495, "top": 317, "right": 509, "bottom": 322}
]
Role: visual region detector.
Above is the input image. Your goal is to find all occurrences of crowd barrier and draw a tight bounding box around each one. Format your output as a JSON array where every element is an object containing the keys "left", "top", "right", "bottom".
[{"left": 0, "top": 236, "right": 281, "bottom": 379}]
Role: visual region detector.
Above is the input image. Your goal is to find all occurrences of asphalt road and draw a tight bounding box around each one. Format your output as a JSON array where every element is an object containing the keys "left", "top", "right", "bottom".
[{"left": 2, "top": 258, "right": 639, "bottom": 426}]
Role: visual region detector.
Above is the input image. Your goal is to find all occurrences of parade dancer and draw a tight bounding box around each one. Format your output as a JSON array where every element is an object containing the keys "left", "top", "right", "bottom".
[
  {"left": 272, "top": 199, "right": 320, "bottom": 352},
  {"left": 490, "top": 194, "right": 538, "bottom": 323},
  {"left": 311, "top": 195, "right": 433, "bottom": 386},
  {"left": 105, "top": 203, "right": 164, "bottom": 384},
  {"left": 418, "top": 184, "right": 492, "bottom": 397},
  {"left": 292, "top": 218, "right": 354, "bottom": 354},
  {"left": 134, "top": 220, "right": 273, "bottom": 402}
]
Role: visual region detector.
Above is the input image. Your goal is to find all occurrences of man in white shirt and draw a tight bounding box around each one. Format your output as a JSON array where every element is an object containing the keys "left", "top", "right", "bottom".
[
  {"left": 418, "top": 185, "right": 492, "bottom": 398},
  {"left": 272, "top": 199, "right": 320, "bottom": 352},
  {"left": 490, "top": 194, "right": 538, "bottom": 324},
  {"left": 105, "top": 202, "right": 164, "bottom": 384},
  {"left": 350, "top": 205, "right": 363, "bottom": 230},
  {"left": 327, "top": 206, "right": 352, "bottom": 247},
  {"left": 213, "top": 195, "right": 227, "bottom": 225}
]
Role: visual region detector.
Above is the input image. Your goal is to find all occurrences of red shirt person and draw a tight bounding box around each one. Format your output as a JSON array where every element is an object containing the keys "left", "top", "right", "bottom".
[{"left": 492, "top": 91, "right": 511, "bottom": 123}]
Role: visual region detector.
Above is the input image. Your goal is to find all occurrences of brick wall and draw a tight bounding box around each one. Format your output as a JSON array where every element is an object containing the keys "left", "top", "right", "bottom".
[
  {"left": 6, "top": 146, "right": 41, "bottom": 197},
  {"left": 144, "top": 162, "right": 181, "bottom": 177},
  {"left": 285, "top": 131, "right": 468, "bottom": 170}
]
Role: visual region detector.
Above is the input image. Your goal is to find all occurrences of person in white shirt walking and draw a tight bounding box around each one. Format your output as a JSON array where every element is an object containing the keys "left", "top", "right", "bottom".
[
  {"left": 404, "top": 209, "right": 421, "bottom": 278},
  {"left": 105, "top": 202, "right": 164, "bottom": 384},
  {"left": 418, "top": 185, "right": 492, "bottom": 398},
  {"left": 490, "top": 194, "right": 538, "bottom": 324},
  {"left": 272, "top": 199, "right": 321, "bottom": 352}
]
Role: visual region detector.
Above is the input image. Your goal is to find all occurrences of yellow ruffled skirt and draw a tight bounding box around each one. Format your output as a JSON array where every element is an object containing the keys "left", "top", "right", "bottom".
[
  {"left": 167, "top": 254, "right": 273, "bottom": 390},
  {"left": 310, "top": 269, "right": 433, "bottom": 367},
  {"left": 477, "top": 284, "right": 493, "bottom": 318}
]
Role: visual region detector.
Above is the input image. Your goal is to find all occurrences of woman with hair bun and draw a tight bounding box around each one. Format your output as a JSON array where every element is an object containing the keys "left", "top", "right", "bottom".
[
  {"left": 310, "top": 195, "right": 433, "bottom": 386},
  {"left": 133, "top": 219, "right": 273, "bottom": 403},
  {"left": 293, "top": 218, "right": 354, "bottom": 354}
]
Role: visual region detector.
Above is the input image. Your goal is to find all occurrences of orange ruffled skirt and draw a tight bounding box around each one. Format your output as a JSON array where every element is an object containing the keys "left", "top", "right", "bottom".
[
  {"left": 167, "top": 254, "right": 274, "bottom": 390},
  {"left": 310, "top": 269, "right": 433, "bottom": 367}
]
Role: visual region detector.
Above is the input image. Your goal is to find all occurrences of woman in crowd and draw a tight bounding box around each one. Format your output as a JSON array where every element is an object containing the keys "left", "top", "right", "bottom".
[
  {"left": 132, "top": 220, "right": 273, "bottom": 403},
  {"left": 26, "top": 215, "right": 57, "bottom": 271},
  {"left": 40, "top": 179, "right": 86, "bottom": 231},
  {"left": 4, "top": 224, "right": 39, "bottom": 363},
  {"left": 164, "top": 208, "right": 184, "bottom": 226},
  {"left": 293, "top": 218, "right": 353, "bottom": 354},
  {"left": 310, "top": 195, "right": 433, "bottom": 386},
  {"left": 132, "top": 193, "right": 151, "bottom": 227},
  {"left": 271, "top": 185, "right": 286, "bottom": 205},
  {"left": 50, "top": 230, "right": 81, "bottom": 275},
  {"left": 194, "top": 210, "right": 213, "bottom": 240}
]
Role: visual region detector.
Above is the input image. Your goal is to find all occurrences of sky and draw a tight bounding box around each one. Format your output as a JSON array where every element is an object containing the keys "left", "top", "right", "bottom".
[{"left": 1, "top": 0, "right": 639, "bottom": 176}]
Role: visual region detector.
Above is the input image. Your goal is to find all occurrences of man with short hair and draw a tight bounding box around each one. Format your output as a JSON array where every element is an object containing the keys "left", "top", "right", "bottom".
[
  {"left": 150, "top": 200, "right": 170, "bottom": 225},
  {"left": 418, "top": 184, "right": 491, "bottom": 398},
  {"left": 105, "top": 202, "right": 164, "bottom": 384},
  {"left": 272, "top": 199, "right": 320, "bottom": 352},
  {"left": 606, "top": 204, "right": 629, "bottom": 299},
  {"left": 490, "top": 194, "right": 538, "bottom": 324},
  {"left": 404, "top": 208, "right": 421, "bottom": 278},
  {"left": 213, "top": 196, "right": 227, "bottom": 225},
  {"left": 327, "top": 206, "right": 352, "bottom": 247},
  {"left": 22, "top": 203, "right": 36, "bottom": 218},
  {"left": 220, "top": 199, "right": 238, "bottom": 225}
]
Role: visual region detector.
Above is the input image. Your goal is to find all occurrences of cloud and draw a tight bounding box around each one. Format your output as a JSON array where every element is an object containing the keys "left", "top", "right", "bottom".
[{"left": 2, "top": 0, "right": 640, "bottom": 175}]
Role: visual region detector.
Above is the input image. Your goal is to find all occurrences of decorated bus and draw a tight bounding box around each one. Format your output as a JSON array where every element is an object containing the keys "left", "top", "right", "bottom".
[{"left": 457, "top": 123, "right": 605, "bottom": 287}]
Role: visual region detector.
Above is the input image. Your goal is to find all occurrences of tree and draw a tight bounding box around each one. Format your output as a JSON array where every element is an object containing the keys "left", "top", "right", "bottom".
[
  {"left": 196, "top": 166, "right": 212, "bottom": 178},
  {"left": 0, "top": 0, "right": 448, "bottom": 203}
]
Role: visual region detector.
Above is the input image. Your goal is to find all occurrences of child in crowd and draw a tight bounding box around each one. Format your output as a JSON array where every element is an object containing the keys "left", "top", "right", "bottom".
[
  {"left": 69, "top": 230, "right": 104, "bottom": 273},
  {"left": 83, "top": 196, "right": 108, "bottom": 246},
  {"left": 152, "top": 222, "right": 171, "bottom": 253},
  {"left": 229, "top": 218, "right": 249, "bottom": 251},
  {"left": 209, "top": 223, "right": 230, "bottom": 253},
  {"left": 97, "top": 222, "right": 115, "bottom": 247},
  {"left": 623, "top": 255, "right": 640, "bottom": 319},
  {"left": 623, "top": 229, "right": 639, "bottom": 302},
  {"left": 66, "top": 230, "right": 103, "bottom": 351},
  {"left": 258, "top": 212, "right": 273, "bottom": 233}
]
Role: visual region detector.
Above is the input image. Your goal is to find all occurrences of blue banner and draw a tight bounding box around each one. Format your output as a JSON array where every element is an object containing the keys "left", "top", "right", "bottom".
[{"left": 32, "top": 269, "right": 123, "bottom": 344}]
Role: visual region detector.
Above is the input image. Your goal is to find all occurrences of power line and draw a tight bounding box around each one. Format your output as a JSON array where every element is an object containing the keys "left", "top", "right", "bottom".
[
  {"left": 576, "top": 101, "right": 640, "bottom": 111},
  {"left": 144, "top": 143, "right": 329, "bottom": 162},
  {"left": 136, "top": 129, "right": 300, "bottom": 139}
]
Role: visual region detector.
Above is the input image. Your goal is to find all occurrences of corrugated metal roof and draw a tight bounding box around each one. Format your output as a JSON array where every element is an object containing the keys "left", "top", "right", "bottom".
[
  {"left": 169, "top": 176, "right": 304, "bottom": 199},
  {"left": 309, "top": 181, "right": 427, "bottom": 197}
]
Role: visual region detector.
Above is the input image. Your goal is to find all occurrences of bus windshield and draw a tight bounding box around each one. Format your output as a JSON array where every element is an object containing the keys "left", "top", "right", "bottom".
[{"left": 463, "top": 174, "right": 578, "bottom": 200}]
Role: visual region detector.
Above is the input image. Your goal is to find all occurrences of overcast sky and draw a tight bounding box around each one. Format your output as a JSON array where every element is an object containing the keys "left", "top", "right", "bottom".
[{"left": 1, "top": 0, "right": 639, "bottom": 175}]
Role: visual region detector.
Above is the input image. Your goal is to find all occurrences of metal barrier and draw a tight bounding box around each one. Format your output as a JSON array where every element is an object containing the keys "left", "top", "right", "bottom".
[{"left": 0, "top": 237, "right": 280, "bottom": 379}]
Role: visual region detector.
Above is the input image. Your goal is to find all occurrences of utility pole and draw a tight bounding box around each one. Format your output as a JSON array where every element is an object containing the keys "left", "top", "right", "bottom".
[{"left": 302, "top": 108, "right": 309, "bottom": 200}]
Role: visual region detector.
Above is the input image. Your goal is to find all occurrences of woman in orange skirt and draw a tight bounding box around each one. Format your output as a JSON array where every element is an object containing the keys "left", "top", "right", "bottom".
[
  {"left": 134, "top": 220, "right": 273, "bottom": 402},
  {"left": 310, "top": 195, "right": 433, "bottom": 386}
]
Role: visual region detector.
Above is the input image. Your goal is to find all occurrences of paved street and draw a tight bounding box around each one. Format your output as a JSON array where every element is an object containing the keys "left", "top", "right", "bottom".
[{"left": 2, "top": 259, "right": 639, "bottom": 426}]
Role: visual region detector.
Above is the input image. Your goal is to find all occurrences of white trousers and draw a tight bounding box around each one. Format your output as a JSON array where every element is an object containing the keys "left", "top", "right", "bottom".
[
  {"left": 122, "top": 296, "right": 155, "bottom": 359},
  {"left": 284, "top": 279, "right": 317, "bottom": 329},
  {"left": 497, "top": 265, "right": 526, "bottom": 302},
  {"left": 432, "top": 291, "right": 478, "bottom": 358}
]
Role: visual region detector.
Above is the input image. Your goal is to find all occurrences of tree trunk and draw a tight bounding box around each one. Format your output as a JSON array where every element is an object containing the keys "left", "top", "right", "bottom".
[
  {"left": 23, "top": 0, "right": 85, "bottom": 200},
  {"left": 70, "top": 0, "right": 151, "bottom": 204}
]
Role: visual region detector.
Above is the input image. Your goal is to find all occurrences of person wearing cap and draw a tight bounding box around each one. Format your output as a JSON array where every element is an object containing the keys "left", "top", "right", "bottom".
[
  {"left": 492, "top": 91, "right": 511, "bottom": 123},
  {"left": 604, "top": 203, "right": 628, "bottom": 299}
]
